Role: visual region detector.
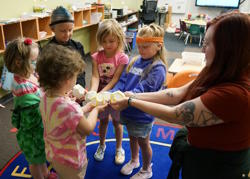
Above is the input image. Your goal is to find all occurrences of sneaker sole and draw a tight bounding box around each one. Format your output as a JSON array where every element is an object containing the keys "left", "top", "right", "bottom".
[
  {"left": 120, "top": 163, "right": 140, "bottom": 175},
  {"left": 94, "top": 155, "right": 104, "bottom": 161}
]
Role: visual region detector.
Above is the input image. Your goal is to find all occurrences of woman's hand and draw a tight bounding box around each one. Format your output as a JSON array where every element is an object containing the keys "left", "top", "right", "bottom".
[
  {"left": 95, "top": 103, "right": 108, "bottom": 113},
  {"left": 124, "top": 91, "right": 134, "bottom": 97},
  {"left": 109, "top": 97, "right": 129, "bottom": 111}
]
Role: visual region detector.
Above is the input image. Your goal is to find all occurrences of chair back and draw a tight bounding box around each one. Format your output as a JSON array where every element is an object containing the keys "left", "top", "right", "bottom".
[
  {"left": 140, "top": 0, "right": 158, "bottom": 24},
  {"left": 167, "top": 69, "right": 200, "bottom": 88},
  {"left": 180, "top": 20, "right": 188, "bottom": 32},
  {"left": 189, "top": 24, "right": 201, "bottom": 35}
]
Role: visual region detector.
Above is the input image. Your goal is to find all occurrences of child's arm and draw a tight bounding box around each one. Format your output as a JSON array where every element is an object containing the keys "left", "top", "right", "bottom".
[
  {"left": 132, "top": 64, "right": 166, "bottom": 94},
  {"left": 76, "top": 102, "right": 107, "bottom": 136},
  {"left": 100, "top": 64, "right": 126, "bottom": 92},
  {"left": 90, "top": 60, "right": 100, "bottom": 92}
]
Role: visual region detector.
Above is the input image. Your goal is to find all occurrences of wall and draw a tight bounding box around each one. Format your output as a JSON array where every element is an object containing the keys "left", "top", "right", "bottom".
[
  {"left": 163, "top": 0, "right": 250, "bottom": 27},
  {"left": 0, "top": 0, "right": 143, "bottom": 19}
]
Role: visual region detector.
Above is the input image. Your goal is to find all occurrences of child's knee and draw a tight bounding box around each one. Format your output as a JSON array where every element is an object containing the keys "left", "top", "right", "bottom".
[
  {"left": 100, "top": 118, "right": 109, "bottom": 126},
  {"left": 112, "top": 120, "right": 122, "bottom": 129}
]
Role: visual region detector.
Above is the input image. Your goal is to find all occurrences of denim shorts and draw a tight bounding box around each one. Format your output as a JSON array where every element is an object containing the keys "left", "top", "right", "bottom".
[{"left": 120, "top": 116, "right": 153, "bottom": 138}]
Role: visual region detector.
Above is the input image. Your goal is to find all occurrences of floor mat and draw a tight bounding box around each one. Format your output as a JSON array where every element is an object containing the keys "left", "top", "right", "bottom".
[{"left": 0, "top": 121, "right": 181, "bottom": 179}]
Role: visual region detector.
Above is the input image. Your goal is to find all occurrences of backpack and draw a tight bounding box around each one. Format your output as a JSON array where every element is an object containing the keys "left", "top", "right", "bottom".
[{"left": 1, "top": 65, "right": 14, "bottom": 91}]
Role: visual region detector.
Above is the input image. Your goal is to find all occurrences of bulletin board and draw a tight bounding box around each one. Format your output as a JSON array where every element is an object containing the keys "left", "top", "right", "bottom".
[{"left": 158, "top": 0, "right": 187, "bottom": 14}]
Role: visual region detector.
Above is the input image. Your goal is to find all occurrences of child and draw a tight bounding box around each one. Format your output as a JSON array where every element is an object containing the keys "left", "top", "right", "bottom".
[
  {"left": 4, "top": 38, "right": 50, "bottom": 179},
  {"left": 48, "top": 6, "right": 86, "bottom": 88},
  {"left": 110, "top": 23, "right": 167, "bottom": 178},
  {"left": 90, "top": 19, "right": 129, "bottom": 164},
  {"left": 36, "top": 44, "right": 107, "bottom": 179}
]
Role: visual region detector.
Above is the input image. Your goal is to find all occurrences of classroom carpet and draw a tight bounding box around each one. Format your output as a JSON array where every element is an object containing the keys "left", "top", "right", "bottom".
[{"left": 0, "top": 121, "right": 181, "bottom": 179}]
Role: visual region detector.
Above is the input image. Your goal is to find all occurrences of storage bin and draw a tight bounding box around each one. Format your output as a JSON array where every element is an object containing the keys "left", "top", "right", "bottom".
[{"left": 90, "top": 12, "right": 102, "bottom": 24}]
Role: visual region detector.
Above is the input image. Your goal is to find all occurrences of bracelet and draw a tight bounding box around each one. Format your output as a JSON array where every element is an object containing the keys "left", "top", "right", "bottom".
[{"left": 128, "top": 96, "right": 134, "bottom": 106}]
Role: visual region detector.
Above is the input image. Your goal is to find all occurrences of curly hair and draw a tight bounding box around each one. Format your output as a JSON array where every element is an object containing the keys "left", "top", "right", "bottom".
[
  {"left": 4, "top": 38, "right": 38, "bottom": 78},
  {"left": 36, "top": 44, "right": 85, "bottom": 91}
]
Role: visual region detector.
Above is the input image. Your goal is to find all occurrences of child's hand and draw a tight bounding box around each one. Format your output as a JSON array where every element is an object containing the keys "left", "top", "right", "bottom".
[
  {"left": 82, "top": 102, "right": 95, "bottom": 113},
  {"left": 66, "top": 90, "right": 76, "bottom": 101},
  {"left": 109, "top": 97, "right": 129, "bottom": 111}
]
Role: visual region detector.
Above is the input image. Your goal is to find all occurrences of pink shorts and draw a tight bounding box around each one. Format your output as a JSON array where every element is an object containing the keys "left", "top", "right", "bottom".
[{"left": 98, "top": 105, "right": 120, "bottom": 121}]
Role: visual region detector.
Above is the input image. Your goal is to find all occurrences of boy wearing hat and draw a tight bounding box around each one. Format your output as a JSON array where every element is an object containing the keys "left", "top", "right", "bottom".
[{"left": 48, "top": 6, "right": 86, "bottom": 88}]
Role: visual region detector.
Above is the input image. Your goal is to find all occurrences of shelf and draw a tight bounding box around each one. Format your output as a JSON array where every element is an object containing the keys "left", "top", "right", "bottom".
[
  {"left": 0, "top": 6, "right": 104, "bottom": 53},
  {"left": 38, "top": 16, "right": 52, "bottom": 40},
  {"left": 74, "top": 11, "right": 83, "bottom": 28},
  {"left": 3, "top": 21, "right": 22, "bottom": 43},
  {"left": 122, "top": 20, "right": 138, "bottom": 27},
  {"left": 21, "top": 18, "right": 39, "bottom": 40},
  {"left": 82, "top": 9, "right": 91, "bottom": 25}
]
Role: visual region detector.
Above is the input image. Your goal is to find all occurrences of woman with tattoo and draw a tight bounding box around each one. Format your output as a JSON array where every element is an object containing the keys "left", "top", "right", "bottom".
[{"left": 110, "top": 11, "right": 250, "bottom": 179}]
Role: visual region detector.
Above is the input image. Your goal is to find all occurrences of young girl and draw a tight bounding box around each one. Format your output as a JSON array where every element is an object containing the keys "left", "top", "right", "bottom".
[
  {"left": 110, "top": 23, "right": 167, "bottom": 178},
  {"left": 4, "top": 38, "right": 50, "bottom": 179},
  {"left": 36, "top": 44, "right": 106, "bottom": 179},
  {"left": 90, "top": 19, "right": 129, "bottom": 164}
]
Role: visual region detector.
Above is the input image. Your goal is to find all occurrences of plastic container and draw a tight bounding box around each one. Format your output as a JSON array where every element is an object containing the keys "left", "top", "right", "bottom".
[{"left": 90, "top": 12, "right": 102, "bottom": 24}]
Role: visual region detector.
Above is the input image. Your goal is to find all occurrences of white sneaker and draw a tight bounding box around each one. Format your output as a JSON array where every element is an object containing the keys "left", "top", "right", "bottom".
[
  {"left": 94, "top": 145, "right": 106, "bottom": 161},
  {"left": 130, "top": 163, "right": 153, "bottom": 179},
  {"left": 120, "top": 160, "right": 140, "bottom": 175},
  {"left": 115, "top": 148, "right": 125, "bottom": 165}
]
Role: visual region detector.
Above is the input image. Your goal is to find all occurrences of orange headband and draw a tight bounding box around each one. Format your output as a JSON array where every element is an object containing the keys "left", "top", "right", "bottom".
[{"left": 136, "top": 37, "right": 164, "bottom": 44}]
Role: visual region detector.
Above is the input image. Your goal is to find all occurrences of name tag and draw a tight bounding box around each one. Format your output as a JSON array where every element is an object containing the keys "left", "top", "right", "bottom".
[{"left": 130, "top": 67, "right": 143, "bottom": 76}]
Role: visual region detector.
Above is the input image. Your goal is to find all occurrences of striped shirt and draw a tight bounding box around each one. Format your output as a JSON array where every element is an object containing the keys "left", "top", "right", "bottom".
[
  {"left": 12, "top": 75, "right": 40, "bottom": 97},
  {"left": 40, "top": 94, "right": 87, "bottom": 169}
]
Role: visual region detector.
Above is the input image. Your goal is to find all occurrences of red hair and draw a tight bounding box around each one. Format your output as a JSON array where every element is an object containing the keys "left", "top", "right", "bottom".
[{"left": 184, "top": 11, "right": 250, "bottom": 100}]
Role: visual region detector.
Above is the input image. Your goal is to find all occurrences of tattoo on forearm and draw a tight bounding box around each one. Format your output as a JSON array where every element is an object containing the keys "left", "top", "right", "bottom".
[
  {"left": 175, "top": 102, "right": 195, "bottom": 125},
  {"left": 166, "top": 91, "right": 174, "bottom": 97}
]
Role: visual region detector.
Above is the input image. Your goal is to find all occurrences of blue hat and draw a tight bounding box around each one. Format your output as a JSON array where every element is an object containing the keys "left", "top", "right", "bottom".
[{"left": 50, "top": 6, "right": 74, "bottom": 26}]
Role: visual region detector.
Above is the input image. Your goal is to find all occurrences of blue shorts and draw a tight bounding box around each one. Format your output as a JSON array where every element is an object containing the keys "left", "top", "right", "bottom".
[{"left": 120, "top": 116, "right": 153, "bottom": 138}]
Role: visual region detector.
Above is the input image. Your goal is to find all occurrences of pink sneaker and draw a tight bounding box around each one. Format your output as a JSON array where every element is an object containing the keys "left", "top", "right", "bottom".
[
  {"left": 47, "top": 171, "right": 58, "bottom": 179},
  {"left": 120, "top": 160, "right": 140, "bottom": 175}
]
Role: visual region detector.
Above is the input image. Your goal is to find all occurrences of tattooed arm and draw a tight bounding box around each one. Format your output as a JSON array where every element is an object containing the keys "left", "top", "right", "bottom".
[
  {"left": 126, "top": 81, "right": 192, "bottom": 106},
  {"left": 113, "top": 96, "right": 223, "bottom": 127}
]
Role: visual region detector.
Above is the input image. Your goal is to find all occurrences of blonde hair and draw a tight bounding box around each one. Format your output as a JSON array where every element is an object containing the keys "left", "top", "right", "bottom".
[
  {"left": 36, "top": 44, "right": 85, "bottom": 91},
  {"left": 4, "top": 38, "right": 38, "bottom": 78},
  {"left": 126, "top": 23, "right": 167, "bottom": 73},
  {"left": 96, "top": 19, "right": 125, "bottom": 52}
]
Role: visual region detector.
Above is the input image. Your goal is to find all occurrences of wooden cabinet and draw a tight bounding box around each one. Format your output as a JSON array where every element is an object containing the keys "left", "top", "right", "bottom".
[{"left": 0, "top": 5, "right": 104, "bottom": 54}]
